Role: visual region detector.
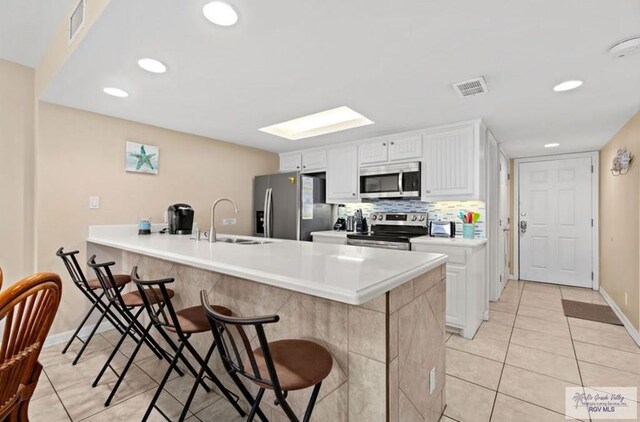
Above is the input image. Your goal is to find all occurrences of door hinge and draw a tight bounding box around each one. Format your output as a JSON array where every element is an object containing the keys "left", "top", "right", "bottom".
[
  {"left": 507, "top": 173, "right": 511, "bottom": 180},
  {"left": 591, "top": 165, "right": 594, "bottom": 173},
  {"left": 591, "top": 218, "right": 594, "bottom": 227},
  {"left": 591, "top": 272, "right": 594, "bottom": 280}
]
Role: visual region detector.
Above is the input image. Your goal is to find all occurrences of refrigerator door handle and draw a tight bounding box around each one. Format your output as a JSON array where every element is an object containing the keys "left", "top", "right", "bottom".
[
  {"left": 266, "top": 188, "right": 273, "bottom": 238},
  {"left": 263, "top": 188, "right": 270, "bottom": 238}
]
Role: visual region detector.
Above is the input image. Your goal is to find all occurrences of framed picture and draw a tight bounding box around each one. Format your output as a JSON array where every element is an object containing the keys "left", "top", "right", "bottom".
[{"left": 126, "top": 141, "right": 159, "bottom": 174}]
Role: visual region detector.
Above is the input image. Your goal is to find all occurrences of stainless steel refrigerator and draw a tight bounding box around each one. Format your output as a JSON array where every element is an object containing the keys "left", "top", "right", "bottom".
[{"left": 253, "top": 172, "right": 332, "bottom": 241}]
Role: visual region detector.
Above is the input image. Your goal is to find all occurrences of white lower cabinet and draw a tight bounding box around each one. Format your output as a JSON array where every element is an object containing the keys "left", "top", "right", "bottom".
[
  {"left": 445, "top": 264, "right": 467, "bottom": 328},
  {"left": 411, "top": 241, "right": 487, "bottom": 339}
]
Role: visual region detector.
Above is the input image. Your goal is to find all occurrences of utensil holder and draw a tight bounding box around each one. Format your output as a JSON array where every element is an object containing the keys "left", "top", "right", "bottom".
[{"left": 462, "top": 223, "right": 475, "bottom": 239}]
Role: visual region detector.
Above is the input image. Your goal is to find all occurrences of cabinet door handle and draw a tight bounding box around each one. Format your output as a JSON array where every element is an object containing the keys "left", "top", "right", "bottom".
[
  {"left": 303, "top": 165, "right": 306, "bottom": 169},
  {"left": 390, "top": 141, "right": 395, "bottom": 145},
  {"left": 425, "top": 189, "right": 430, "bottom": 194},
  {"left": 296, "top": 166, "right": 300, "bottom": 169},
  {"left": 352, "top": 193, "right": 356, "bottom": 196},
  {"left": 382, "top": 142, "right": 386, "bottom": 146}
]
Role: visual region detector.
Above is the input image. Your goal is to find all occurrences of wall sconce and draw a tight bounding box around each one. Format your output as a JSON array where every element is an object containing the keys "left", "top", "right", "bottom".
[{"left": 611, "top": 148, "right": 633, "bottom": 176}]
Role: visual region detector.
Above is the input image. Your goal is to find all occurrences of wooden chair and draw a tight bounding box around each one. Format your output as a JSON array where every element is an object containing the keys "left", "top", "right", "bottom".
[
  {"left": 201, "top": 290, "right": 333, "bottom": 422},
  {"left": 0, "top": 272, "right": 62, "bottom": 421}
]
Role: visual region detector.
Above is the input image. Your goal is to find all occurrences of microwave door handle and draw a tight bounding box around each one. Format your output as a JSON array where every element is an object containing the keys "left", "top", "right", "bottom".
[{"left": 398, "top": 170, "right": 403, "bottom": 194}]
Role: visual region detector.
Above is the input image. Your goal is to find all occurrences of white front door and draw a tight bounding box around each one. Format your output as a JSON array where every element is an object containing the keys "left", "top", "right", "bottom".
[
  {"left": 519, "top": 157, "right": 592, "bottom": 287},
  {"left": 498, "top": 152, "right": 509, "bottom": 293}
]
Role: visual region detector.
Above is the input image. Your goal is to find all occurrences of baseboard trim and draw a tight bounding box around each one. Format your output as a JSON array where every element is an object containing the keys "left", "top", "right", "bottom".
[
  {"left": 599, "top": 287, "right": 640, "bottom": 348},
  {"left": 44, "top": 321, "right": 115, "bottom": 348}
]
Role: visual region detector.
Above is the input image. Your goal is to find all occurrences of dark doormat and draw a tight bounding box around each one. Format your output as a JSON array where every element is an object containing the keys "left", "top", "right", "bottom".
[{"left": 562, "top": 299, "right": 623, "bottom": 326}]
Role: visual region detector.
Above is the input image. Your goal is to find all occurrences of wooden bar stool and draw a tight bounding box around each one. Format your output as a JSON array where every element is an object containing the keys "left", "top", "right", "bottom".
[
  {"left": 56, "top": 248, "right": 132, "bottom": 365},
  {"left": 131, "top": 267, "right": 245, "bottom": 422},
  {"left": 201, "top": 290, "right": 333, "bottom": 422},
  {"left": 0, "top": 272, "right": 62, "bottom": 421},
  {"left": 87, "top": 256, "right": 186, "bottom": 406}
]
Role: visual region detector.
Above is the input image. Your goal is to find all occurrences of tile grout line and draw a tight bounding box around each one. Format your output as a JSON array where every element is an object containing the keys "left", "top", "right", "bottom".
[
  {"left": 42, "top": 368, "right": 74, "bottom": 422},
  {"left": 488, "top": 281, "right": 524, "bottom": 421}
]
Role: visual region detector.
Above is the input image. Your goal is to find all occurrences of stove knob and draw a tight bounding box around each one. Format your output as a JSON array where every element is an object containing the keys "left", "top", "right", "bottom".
[
  {"left": 419, "top": 215, "right": 425, "bottom": 221},
  {"left": 378, "top": 214, "right": 384, "bottom": 221},
  {"left": 371, "top": 215, "right": 377, "bottom": 220},
  {"left": 411, "top": 215, "right": 417, "bottom": 221}
]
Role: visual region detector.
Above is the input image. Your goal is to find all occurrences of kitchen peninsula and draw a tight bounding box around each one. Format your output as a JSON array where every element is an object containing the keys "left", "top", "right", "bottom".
[{"left": 87, "top": 225, "right": 447, "bottom": 421}]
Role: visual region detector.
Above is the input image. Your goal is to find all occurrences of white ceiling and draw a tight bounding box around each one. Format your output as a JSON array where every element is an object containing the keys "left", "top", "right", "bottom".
[
  {"left": 40, "top": 0, "right": 640, "bottom": 157},
  {"left": 0, "top": 0, "right": 75, "bottom": 67}
]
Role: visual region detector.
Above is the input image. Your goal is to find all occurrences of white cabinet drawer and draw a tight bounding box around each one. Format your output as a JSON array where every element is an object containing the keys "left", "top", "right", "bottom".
[{"left": 411, "top": 243, "right": 467, "bottom": 265}]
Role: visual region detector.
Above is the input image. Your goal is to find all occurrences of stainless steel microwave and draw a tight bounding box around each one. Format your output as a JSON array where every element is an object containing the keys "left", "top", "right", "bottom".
[{"left": 359, "top": 162, "right": 421, "bottom": 199}]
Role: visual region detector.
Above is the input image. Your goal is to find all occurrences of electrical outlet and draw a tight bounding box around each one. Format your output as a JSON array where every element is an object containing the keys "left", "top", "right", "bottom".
[
  {"left": 222, "top": 218, "right": 237, "bottom": 226},
  {"left": 89, "top": 196, "right": 99, "bottom": 209},
  {"left": 429, "top": 367, "right": 436, "bottom": 395}
]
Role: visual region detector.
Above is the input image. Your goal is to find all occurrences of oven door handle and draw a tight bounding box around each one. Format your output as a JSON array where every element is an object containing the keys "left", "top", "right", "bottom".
[
  {"left": 346, "top": 239, "right": 410, "bottom": 250},
  {"left": 398, "top": 170, "right": 403, "bottom": 194}
]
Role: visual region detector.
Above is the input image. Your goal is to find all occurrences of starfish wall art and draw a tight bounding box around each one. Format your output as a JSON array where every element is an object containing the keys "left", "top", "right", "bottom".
[{"left": 125, "top": 141, "right": 159, "bottom": 174}]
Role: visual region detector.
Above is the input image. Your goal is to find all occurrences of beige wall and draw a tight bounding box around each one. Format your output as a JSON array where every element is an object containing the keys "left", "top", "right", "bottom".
[
  {"left": 599, "top": 110, "right": 640, "bottom": 330},
  {"left": 36, "top": 101, "right": 278, "bottom": 335},
  {"left": 0, "top": 59, "right": 35, "bottom": 287}
]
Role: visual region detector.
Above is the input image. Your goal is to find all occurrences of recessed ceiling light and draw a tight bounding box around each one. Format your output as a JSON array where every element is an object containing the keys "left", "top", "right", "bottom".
[
  {"left": 259, "top": 106, "right": 374, "bottom": 140},
  {"left": 137, "top": 58, "right": 167, "bottom": 74},
  {"left": 544, "top": 143, "right": 560, "bottom": 148},
  {"left": 553, "top": 80, "right": 583, "bottom": 92},
  {"left": 202, "top": 1, "right": 238, "bottom": 26},
  {"left": 103, "top": 87, "right": 129, "bottom": 98}
]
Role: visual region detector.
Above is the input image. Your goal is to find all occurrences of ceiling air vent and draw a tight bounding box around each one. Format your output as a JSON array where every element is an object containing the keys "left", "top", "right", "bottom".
[
  {"left": 452, "top": 77, "right": 488, "bottom": 98},
  {"left": 69, "top": 0, "right": 85, "bottom": 44}
]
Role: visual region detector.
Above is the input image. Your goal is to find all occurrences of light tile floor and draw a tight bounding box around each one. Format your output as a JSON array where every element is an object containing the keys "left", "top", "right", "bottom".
[
  {"left": 28, "top": 329, "right": 241, "bottom": 421},
  {"left": 29, "top": 280, "right": 640, "bottom": 421},
  {"left": 444, "top": 280, "right": 640, "bottom": 422}
]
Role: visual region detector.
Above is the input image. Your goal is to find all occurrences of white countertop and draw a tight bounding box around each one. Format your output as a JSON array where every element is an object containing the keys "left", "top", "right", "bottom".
[
  {"left": 410, "top": 236, "right": 487, "bottom": 247},
  {"left": 312, "top": 230, "right": 487, "bottom": 247},
  {"left": 88, "top": 225, "right": 447, "bottom": 305}
]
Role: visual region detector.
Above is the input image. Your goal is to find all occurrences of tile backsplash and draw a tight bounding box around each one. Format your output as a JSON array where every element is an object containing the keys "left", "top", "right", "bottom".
[{"left": 344, "top": 199, "right": 486, "bottom": 238}]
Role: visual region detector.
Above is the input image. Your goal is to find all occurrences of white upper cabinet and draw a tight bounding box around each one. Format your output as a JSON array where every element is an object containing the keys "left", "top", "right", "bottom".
[
  {"left": 359, "top": 141, "right": 388, "bottom": 165},
  {"left": 422, "top": 124, "right": 482, "bottom": 201},
  {"left": 359, "top": 134, "right": 423, "bottom": 165},
  {"left": 301, "top": 150, "right": 327, "bottom": 172},
  {"left": 388, "top": 134, "right": 423, "bottom": 162},
  {"left": 326, "top": 146, "right": 359, "bottom": 203},
  {"left": 279, "top": 153, "right": 302, "bottom": 172}
]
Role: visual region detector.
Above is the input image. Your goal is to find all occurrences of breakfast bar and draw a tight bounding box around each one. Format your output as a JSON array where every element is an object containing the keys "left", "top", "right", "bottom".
[{"left": 87, "top": 225, "right": 448, "bottom": 422}]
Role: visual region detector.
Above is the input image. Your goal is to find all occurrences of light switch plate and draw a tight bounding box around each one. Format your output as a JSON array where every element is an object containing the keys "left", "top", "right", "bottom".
[
  {"left": 89, "top": 196, "right": 100, "bottom": 209},
  {"left": 222, "top": 218, "right": 237, "bottom": 226},
  {"left": 429, "top": 367, "right": 436, "bottom": 395}
]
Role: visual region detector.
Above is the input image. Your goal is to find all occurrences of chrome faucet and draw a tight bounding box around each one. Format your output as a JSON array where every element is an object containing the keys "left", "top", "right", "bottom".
[{"left": 208, "top": 198, "right": 239, "bottom": 243}]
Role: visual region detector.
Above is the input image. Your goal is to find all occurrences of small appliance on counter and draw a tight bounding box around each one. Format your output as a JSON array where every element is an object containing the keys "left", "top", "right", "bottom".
[
  {"left": 167, "top": 203, "right": 194, "bottom": 235},
  {"left": 138, "top": 218, "right": 151, "bottom": 235},
  {"left": 429, "top": 221, "right": 456, "bottom": 238},
  {"left": 333, "top": 204, "right": 347, "bottom": 231}
]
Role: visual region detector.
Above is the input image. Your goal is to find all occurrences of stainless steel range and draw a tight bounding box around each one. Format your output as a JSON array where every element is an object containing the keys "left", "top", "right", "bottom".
[{"left": 346, "top": 212, "right": 428, "bottom": 250}]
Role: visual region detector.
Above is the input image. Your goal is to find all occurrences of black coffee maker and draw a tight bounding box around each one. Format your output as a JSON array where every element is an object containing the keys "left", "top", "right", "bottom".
[{"left": 167, "top": 203, "right": 194, "bottom": 235}]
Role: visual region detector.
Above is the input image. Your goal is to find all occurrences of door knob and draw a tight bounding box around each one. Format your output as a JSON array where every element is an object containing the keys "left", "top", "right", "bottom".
[{"left": 519, "top": 220, "right": 527, "bottom": 234}]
